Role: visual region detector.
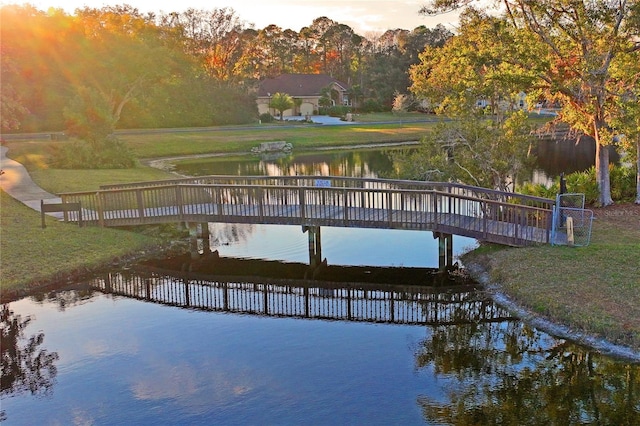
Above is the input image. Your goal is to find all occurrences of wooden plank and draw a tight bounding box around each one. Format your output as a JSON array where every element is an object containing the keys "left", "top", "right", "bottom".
[{"left": 41, "top": 200, "right": 82, "bottom": 228}]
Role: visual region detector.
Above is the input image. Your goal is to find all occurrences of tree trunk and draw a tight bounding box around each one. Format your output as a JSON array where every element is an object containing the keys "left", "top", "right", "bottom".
[
  {"left": 636, "top": 138, "right": 640, "bottom": 205},
  {"left": 595, "top": 141, "right": 614, "bottom": 206}
]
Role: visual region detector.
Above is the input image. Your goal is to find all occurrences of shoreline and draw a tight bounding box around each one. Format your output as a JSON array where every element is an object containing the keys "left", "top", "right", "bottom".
[{"left": 464, "top": 261, "right": 640, "bottom": 363}]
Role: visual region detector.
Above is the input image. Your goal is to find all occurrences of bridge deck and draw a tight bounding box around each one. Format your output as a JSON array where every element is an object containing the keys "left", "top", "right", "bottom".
[{"left": 58, "top": 176, "right": 554, "bottom": 247}]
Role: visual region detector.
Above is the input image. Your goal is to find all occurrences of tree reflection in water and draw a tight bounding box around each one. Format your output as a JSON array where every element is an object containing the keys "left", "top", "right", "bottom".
[
  {"left": 416, "top": 320, "right": 639, "bottom": 425},
  {"left": 0, "top": 305, "right": 59, "bottom": 421}
]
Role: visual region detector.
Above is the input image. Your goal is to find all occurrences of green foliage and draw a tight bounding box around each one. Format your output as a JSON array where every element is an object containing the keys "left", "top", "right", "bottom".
[
  {"left": 63, "top": 86, "right": 115, "bottom": 142},
  {"left": 391, "top": 110, "right": 534, "bottom": 192},
  {"left": 609, "top": 165, "right": 637, "bottom": 202},
  {"left": 517, "top": 182, "right": 559, "bottom": 200},
  {"left": 259, "top": 113, "right": 275, "bottom": 123},
  {"left": 319, "top": 105, "right": 351, "bottom": 117},
  {"left": 51, "top": 136, "right": 137, "bottom": 169},
  {"left": 0, "top": 4, "right": 453, "bottom": 133},
  {"left": 518, "top": 165, "right": 637, "bottom": 204},
  {"left": 360, "top": 99, "right": 384, "bottom": 113},
  {"left": 269, "top": 92, "right": 294, "bottom": 120}
]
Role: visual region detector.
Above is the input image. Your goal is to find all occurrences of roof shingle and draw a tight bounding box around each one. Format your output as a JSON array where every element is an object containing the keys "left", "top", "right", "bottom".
[{"left": 258, "top": 74, "right": 350, "bottom": 97}]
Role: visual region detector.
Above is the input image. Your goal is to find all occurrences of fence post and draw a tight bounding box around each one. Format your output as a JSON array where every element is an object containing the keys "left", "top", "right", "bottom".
[
  {"left": 387, "top": 192, "right": 393, "bottom": 227},
  {"left": 482, "top": 200, "right": 488, "bottom": 239},
  {"left": 298, "top": 187, "right": 306, "bottom": 221},
  {"left": 175, "top": 186, "right": 184, "bottom": 220},
  {"left": 343, "top": 188, "right": 349, "bottom": 224},
  {"left": 257, "top": 187, "right": 264, "bottom": 220},
  {"left": 97, "top": 192, "right": 105, "bottom": 227},
  {"left": 432, "top": 192, "right": 438, "bottom": 229},
  {"left": 136, "top": 189, "right": 145, "bottom": 222}
]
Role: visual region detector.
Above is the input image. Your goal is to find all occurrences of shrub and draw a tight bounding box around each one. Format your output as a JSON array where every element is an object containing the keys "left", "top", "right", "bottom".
[
  {"left": 518, "top": 165, "right": 636, "bottom": 204},
  {"left": 51, "top": 136, "right": 137, "bottom": 169},
  {"left": 259, "top": 113, "right": 274, "bottom": 123},
  {"left": 360, "top": 99, "right": 384, "bottom": 113},
  {"left": 318, "top": 105, "right": 351, "bottom": 117},
  {"left": 610, "top": 165, "right": 636, "bottom": 201}
]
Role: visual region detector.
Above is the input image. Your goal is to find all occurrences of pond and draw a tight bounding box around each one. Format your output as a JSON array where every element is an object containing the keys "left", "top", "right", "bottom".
[
  {"left": 2, "top": 139, "right": 637, "bottom": 425},
  {"left": 170, "top": 136, "right": 618, "bottom": 185}
]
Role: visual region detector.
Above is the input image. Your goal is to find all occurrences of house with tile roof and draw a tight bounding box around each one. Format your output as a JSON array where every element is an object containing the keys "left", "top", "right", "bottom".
[{"left": 257, "top": 74, "right": 351, "bottom": 118}]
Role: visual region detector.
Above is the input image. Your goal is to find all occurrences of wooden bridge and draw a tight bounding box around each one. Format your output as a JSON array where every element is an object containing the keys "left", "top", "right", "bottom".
[{"left": 57, "top": 175, "right": 554, "bottom": 248}]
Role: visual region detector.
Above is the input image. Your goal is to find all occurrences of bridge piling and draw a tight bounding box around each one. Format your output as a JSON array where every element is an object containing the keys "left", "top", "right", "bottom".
[
  {"left": 434, "top": 232, "right": 453, "bottom": 272},
  {"left": 303, "top": 225, "right": 322, "bottom": 268},
  {"left": 187, "top": 223, "right": 212, "bottom": 259}
]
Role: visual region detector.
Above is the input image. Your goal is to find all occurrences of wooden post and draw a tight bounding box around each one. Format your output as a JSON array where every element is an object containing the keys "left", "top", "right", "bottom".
[
  {"left": 436, "top": 232, "right": 453, "bottom": 273},
  {"left": 303, "top": 225, "right": 322, "bottom": 268},
  {"left": 438, "top": 232, "right": 446, "bottom": 272},
  {"left": 299, "top": 187, "right": 306, "bottom": 220},
  {"left": 136, "top": 190, "right": 145, "bottom": 222},
  {"left": 97, "top": 192, "right": 105, "bottom": 227},
  {"left": 188, "top": 223, "right": 199, "bottom": 259},
  {"left": 199, "top": 223, "right": 210, "bottom": 254}
]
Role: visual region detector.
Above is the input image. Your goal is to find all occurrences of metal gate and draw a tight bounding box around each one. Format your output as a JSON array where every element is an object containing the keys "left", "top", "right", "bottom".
[{"left": 551, "top": 193, "right": 594, "bottom": 247}]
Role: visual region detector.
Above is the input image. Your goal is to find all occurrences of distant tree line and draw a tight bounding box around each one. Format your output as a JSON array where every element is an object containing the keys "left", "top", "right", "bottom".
[{"left": 0, "top": 4, "right": 453, "bottom": 133}]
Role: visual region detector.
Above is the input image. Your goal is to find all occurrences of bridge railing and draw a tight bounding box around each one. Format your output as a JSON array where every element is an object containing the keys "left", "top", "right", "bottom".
[
  {"left": 99, "top": 175, "right": 554, "bottom": 210},
  {"left": 61, "top": 180, "right": 553, "bottom": 245}
]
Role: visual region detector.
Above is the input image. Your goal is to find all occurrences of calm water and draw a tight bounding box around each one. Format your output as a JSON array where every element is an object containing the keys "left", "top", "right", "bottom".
[
  {"left": 172, "top": 137, "right": 615, "bottom": 184},
  {"left": 2, "top": 141, "right": 637, "bottom": 425}
]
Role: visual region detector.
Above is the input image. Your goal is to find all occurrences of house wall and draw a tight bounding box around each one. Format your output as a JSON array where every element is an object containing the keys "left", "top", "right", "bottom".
[
  {"left": 257, "top": 97, "right": 319, "bottom": 117},
  {"left": 300, "top": 102, "right": 314, "bottom": 116}
]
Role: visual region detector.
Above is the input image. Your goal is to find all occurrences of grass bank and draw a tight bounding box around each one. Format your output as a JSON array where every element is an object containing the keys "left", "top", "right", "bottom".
[
  {"left": 0, "top": 191, "right": 174, "bottom": 299},
  {"left": 463, "top": 204, "right": 640, "bottom": 353}
]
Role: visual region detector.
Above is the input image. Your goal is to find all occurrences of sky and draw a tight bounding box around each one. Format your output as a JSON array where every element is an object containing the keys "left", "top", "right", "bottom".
[{"left": 7, "top": 0, "right": 474, "bottom": 34}]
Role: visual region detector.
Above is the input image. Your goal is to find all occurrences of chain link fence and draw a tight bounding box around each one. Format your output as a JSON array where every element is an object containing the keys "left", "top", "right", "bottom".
[{"left": 551, "top": 193, "right": 594, "bottom": 247}]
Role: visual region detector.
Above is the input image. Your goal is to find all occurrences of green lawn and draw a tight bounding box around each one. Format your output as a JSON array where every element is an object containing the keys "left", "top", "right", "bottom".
[
  {"left": 463, "top": 207, "right": 640, "bottom": 352},
  {"left": 0, "top": 191, "right": 167, "bottom": 295}
]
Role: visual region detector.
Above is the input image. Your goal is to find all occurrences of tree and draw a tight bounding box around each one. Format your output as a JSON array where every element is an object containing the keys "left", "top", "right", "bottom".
[
  {"left": 402, "top": 9, "right": 537, "bottom": 191},
  {"left": 269, "top": 92, "right": 294, "bottom": 120},
  {"left": 63, "top": 86, "right": 116, "bottom": 141},
  {"left": 72, "top": 6, "right": 180, "bottom": 130},
  {"left": 609, "top": 46, "right": 640, "bottom": 203},
  {"left": 421, "top": 0, "right": 640, "bottom": 206},
  {"left": 391, "top": 110, "right": 533, "bottom": 192},
  {"left": 392, "top": 92, "right": 414, "bottom": 121}
]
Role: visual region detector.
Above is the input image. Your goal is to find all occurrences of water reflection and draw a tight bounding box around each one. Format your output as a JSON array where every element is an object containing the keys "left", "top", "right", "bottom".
[
  {"left": 416, "top": 320, "right": 639, "bottom": 425},
  {"left": 3, "top": 271, "right": 638, "bottom": 424},
  {"left": 174, "top": 147, "right": 401, "bottom": 178},
  {"left": 89, "top": 262, "right": 499, "bottom": 325},
  {"left": 173, "top": 138, "right": 615, "bottom": 186},
  {"left": 0, "top": 305, "right": 59, "bottom": 421}
]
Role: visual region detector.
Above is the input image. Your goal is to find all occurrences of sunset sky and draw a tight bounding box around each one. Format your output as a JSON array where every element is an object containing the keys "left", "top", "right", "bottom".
[{"left": 9, "top": 0, "right": 479, "bottom": 33}]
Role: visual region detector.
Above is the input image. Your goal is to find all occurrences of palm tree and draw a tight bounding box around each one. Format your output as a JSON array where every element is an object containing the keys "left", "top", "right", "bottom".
[{"left": 270, "top": 92, "right": 294, "bottom": 120}]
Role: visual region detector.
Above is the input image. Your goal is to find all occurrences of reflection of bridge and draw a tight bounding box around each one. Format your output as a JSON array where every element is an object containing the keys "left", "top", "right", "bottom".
[
  {"left": 90, "top": 270, "right": 515, "bottom": 326},
  {"left": 60, "top": 176, "right": 554, "bottom": 252}
]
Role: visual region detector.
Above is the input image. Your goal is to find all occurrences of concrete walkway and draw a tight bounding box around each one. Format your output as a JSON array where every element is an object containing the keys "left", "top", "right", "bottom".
[{"left": 1, "top": 145, "right": 61, "bottom": 215}]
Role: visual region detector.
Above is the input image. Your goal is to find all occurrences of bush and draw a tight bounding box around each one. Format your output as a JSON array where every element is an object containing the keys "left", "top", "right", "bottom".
[
  {"left": 259, "top": 113, "right": 274, "bottom": 123},
  {"left": 518, "top": 165, "right": 637, "bottom": 204},
  {"left": 318, "top": 105, "right": 351, "bottom": 117},
  {"left": 51, "top": 136, "right": 137, "bottom": 169},
  {"left": 610, "top": 165, "right": 637, "bottom": 201},
  {"left": 360, "top": 99, "right": 384, "bottom": 113}
]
